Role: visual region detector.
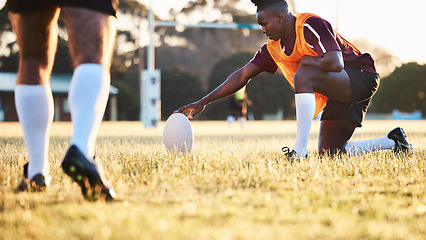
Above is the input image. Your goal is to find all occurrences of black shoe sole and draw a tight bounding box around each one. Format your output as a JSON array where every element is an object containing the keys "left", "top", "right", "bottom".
[
  {"left": 15, "top": 163, "right": 47, "bottom": 193},
  {"left": 388, "top": 127, "right": 413, "bottom": 153},
  {"left": 62, "top": 146, "right": 115, "bottom": 201}
]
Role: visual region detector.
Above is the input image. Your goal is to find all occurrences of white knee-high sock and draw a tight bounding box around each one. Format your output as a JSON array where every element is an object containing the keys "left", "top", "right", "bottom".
[
  {"left": 68, "top": 64, "right": 110, "bottom": 159},
  {"left": 345, "top": 136, "right": 395, "bottom": 156},
  {"left": 293, "top": 93, "right": 315, "bottom": 158},
  {"left": 15, "top": 84, "right": 54, "bottom": 179}
]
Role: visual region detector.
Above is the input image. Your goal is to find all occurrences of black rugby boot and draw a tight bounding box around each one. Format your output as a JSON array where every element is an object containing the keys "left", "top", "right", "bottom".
[
  {"left": 387, "top": 127, "right": 413, "bottom": 153},
  {"left": 62, "top": 145, "right": 116, "bottom": 201}
]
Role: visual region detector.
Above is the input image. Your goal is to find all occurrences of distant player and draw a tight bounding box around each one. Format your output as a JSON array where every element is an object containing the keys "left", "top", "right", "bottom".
[
  {"left": 175, "top": 0, "right": 412, "bottom": 161},
  {"left": 8, "top": 0, "right": 118, "bottom": 200},
  {"left": 227, "top": 86, "right": 251, "bottom": 128}
]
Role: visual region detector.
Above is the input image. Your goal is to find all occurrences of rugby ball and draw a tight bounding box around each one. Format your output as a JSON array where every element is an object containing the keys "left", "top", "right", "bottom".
[{"left": 163, "top": 113, "right": 194, "bottom": 153}]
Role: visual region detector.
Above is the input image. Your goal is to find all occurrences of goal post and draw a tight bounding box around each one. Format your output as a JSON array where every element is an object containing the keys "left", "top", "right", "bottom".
[{"left": 141, "top": 69, "right": 161, "bottom": 128}]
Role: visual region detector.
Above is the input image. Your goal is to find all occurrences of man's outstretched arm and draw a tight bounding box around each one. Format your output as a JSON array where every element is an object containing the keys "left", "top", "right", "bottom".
[{"left": 175, "top": 62, "right": 263, "bottom": 118}]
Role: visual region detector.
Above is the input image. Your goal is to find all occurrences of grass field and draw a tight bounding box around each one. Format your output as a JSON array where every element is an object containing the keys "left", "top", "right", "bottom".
[{"left": 1, "top": 120, "right": 425, "bottom": 240}]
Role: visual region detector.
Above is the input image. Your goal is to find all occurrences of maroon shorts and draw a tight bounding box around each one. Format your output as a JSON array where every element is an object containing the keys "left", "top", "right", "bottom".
[
  {"left": 7, "top": 0, "right": 118, "bottom": 17},
  {"left": 320, "top": 67, "right": 380, "bottom": 127}
]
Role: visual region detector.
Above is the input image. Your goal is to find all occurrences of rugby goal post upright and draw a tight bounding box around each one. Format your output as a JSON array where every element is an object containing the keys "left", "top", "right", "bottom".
[
  {"left": 141, "top": 7, "right": 161, "bottom": 128},
  {"left": 141, "top": 7, "right": 261, "bottom": 127},
  {"left": 141, "top": 69, "right": 161, "bottom": 128}
]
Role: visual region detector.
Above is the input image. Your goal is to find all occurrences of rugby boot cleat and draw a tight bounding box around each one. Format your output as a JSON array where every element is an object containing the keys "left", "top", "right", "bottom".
[
  {"left": 387, "top": 127, "right": 413, "bottom": 154},
  {"left": 15, "top": 162, "right": 50, "bottom": 193},
  {"left": 62, "top": 145, "right": 116, "bottom": 202},
  {"left": 281, "top": 146, "right": 299, "bottom": 164}
]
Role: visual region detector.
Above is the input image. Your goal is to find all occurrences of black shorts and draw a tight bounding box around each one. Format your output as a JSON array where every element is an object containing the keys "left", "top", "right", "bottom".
[
  {"left": 7, "top": 0, "right": 118, "bottom": 17},
  {"left": 320, "top": 67, "right": 380, "bottom": 127}
]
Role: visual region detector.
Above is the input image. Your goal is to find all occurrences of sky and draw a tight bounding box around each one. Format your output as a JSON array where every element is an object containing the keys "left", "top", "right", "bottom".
[
  {"left": 1, "top": 0, "right": 425, "bottom": 64},
  {"left": 140, "top": 0, "right": 426, "bottom": 64}
]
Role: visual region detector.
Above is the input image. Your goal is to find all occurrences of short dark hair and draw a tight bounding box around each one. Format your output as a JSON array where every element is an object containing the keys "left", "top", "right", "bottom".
[{"left": 251, "top": 0, "right": 288, "bottom": 12}]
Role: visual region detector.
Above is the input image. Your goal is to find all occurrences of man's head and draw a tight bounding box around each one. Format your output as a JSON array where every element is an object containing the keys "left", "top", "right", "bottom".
[
  {"left": 251, "top": 0, "right": 291, "bottom": 41},
  {"left": 251, "top": 0, "right": 288, "bottom": 13}
]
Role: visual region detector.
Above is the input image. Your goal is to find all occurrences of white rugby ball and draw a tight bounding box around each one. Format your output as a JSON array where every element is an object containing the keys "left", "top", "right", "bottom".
[{"left": 163, "top": 113, "right": 194, "bottom": 153}]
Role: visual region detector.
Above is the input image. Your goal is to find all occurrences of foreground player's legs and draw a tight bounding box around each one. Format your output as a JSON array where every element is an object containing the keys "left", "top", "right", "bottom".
[
  {"left": 15, "top": 85, "right": 54, "bottom": 178},
  {"left": 9, "top": 7, "right": 60, "bottom": 190},
  {"left": 61, "top": 7, "right": 117, "bottom": 201},
  {"left": 68, "top": 64, "right": 110, "bottom": 159},
  {"left": 63, "top": 7, "right": 116, "bottom": 160}
]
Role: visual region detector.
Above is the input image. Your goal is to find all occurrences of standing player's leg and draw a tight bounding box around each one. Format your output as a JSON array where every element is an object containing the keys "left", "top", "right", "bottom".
[
  {"left": 62, "top": 7, "right": 116, "bottom": 159},
  {"left": 9, "top": 6, "right": 60, "bottom": 191},
  {"left": 61, "top": 7, "right": 117, "bottom": 201}
]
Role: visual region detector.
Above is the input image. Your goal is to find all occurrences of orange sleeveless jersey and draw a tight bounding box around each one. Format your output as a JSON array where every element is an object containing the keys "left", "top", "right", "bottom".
[{"left": 266, "top": 13, "right": 328, "bottom": 118}]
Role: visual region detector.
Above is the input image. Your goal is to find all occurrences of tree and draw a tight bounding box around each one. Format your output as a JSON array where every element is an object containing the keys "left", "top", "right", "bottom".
[
  {"left": 370, "top": 62, "right": 426, "bottom": 114},
  {"left": 204, "top": 52, "right": 295, "bottom": 120},
  {"left": 0, "top": 6, "right": 17, "bottom": 71},
  {"left": 111, "top": 79, "right": 139, "bottom": 120},
  {"left": 161, "top": 66, "right": 204, "bottom": 120},
  {"left": 156, "top": 0, "right": 266, "bottom": 89}
]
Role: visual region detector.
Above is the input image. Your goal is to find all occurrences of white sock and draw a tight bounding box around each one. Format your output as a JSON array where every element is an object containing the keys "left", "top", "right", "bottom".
[
  {"left": 345, "top": 136, "right": 395, "bottom": 156},
  {"left": 68, "top": 63, "right": 110, "bottom": 159},
  {"left": 293, "top": 93, "right": 315, "bottom": 158},
  {"left": 238, "top": 117, "right": 245, "bottom": 128},
  {"left": 15, "top": 84, "right": 54, "bottom": 178},
  {"left": 227, "top": 115, "right": 235, "bottom": 126}
]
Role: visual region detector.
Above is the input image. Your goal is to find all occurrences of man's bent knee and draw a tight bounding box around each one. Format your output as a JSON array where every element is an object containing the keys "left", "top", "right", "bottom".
[
  {"left": 318, "top": 143, "right": 347, "bottom": 156},
  {"left": 294, "top": 67, "right": 320, "bottom": 93}
]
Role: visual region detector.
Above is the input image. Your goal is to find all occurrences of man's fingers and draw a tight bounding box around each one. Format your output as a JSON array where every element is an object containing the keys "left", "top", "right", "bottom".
[
  {"left": 174, "top": 107, "right": 192, "bottom": 118},
  {"left": 174, "top": 106, "right": 189, "bottom": 114}
]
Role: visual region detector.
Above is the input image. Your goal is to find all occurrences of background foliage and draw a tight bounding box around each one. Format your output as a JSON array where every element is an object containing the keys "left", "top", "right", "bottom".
[
  {"left": 204, "top": 52, "right": 296, "bottom": 120},
  {"left": 371, "top": 62, "right": 426, "bottom": 114}
]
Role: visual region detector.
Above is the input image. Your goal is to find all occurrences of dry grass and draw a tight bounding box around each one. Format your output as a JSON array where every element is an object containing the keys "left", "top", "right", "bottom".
[{"left": 0, "top": 120, "right": 425, "bottom": 240}]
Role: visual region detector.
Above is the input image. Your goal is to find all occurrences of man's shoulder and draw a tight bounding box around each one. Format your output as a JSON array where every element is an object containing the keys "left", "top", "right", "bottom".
[
  {"left": 303, "top": 14, "right": 334, "bottom": 36},
  {"left": 304, "top": 15, "right": 329, "bottom": 26}
]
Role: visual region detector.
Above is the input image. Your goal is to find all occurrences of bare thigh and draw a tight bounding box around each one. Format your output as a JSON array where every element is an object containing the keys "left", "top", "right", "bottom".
[
  {"left": 8, "top": 6, "right": 60, "bottom": 85},
  {"left": 61, "top": 7, "right": 117, "bottom": 69},
  {"left": 294, "top": 66, "right": 352, "bottom": 104},
  {"left": 318, "top": 120, "right": 358, "bottom": 155}
]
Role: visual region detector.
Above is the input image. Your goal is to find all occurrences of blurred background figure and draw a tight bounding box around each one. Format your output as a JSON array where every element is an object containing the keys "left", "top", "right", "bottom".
[{"left": 227, "top": 86, "right": 252, "bottom": 129}]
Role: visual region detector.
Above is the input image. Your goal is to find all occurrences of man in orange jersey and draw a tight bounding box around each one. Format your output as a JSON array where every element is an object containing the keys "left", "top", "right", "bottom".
[{"left": 176, "top": 0, "right": 412, "bottom": 161}]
